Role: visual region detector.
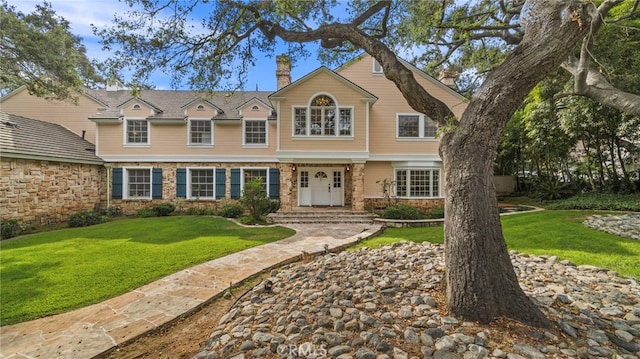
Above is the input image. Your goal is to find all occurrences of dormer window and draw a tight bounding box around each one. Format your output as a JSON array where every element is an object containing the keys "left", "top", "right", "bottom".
[
  {"left": 251, "top": 105, "right": 259, "bottom": 111},
  {"left": 373, "top": 59, "right": 383, "bottom": 74},
  {"left": 196, "top": 104, "right": 205, "bottom": 111},
  {"left": 132, "top": 104, "right": 141, "bottom": 110}
]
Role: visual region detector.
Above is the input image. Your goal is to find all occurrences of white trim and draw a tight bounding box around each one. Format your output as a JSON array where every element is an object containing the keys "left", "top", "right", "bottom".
[
  {"left": 123, "top": 166, "right": 153, "bottom": 200},
  {"left": 0, "top": 152, "right": 103, "bottom": 165},
  {"left": 188, "top": 117, "right": 214, "bottom": 146},
  {"left": 365, "top": 101, "right": 370, "bottom": 153},
  {"left": 276, "top": 151, "right": 369, "bottom": 162},
  {"left": 396, "top": 113, "right": 437, "bottom": 139},
  {"left": 372, "top": 58, "right": 383, "bottom": 74},
  {"left": 369, "top": 154, "right": 442, "bottom": 162},
  {"left": 101, "top": 155, "right": 279, "bottom": 162},
  {"left": 393, "top": 167, "right": 442, "bottom": 199},
  {"left": 186, "top": 167, "right": 216, "bottom": 200},
  {"left": 242, "top": 117, "right": 268, "bottom": 147},
  {"left": 275, "top": 100, "right": 281, "bottom": 152}
]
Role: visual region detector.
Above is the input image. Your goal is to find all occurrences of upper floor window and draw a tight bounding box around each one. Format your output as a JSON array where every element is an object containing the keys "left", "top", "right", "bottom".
[
  {"left": 126, "top": 119, "right": 148, "bottom": 144},
  {"left": 132, "top": 104, "right": 141, "bottom": 110},
  {"left": 397, "top": 114, "right": 437, "bottom": 139},
  {"left": 373, "top": 58, "right": 383, "bottom": 74},
  {"left": 189, "top": 119, "right": 212, "bottom": 145},
  {"left": 244, "top": 119, "right": 267, "bottom": 146},
  {"left": 196, "top": 104, "right": 205, "bottom": 111},
  {"left": 293, "top": 94, "right": 353, "bottom": 137},
  {"left": 251, "top": 105, "right": 260, "bottom": 111},
  {"left": 395, "top": 168, "right": 441, "bottom": 198}
]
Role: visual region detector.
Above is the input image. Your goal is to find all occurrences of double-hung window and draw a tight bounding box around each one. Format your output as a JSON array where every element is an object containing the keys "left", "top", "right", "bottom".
[
  {"left": 242, "top": 168, "right": 268, "bottom": 194},
  {"left": 189, "top": 168, "right": 215, "bottom": 199},
  {"left": 126, "top": 168, "right": 151, "bottom": 198},
  {"left": 189, "top": 119, "right": 212, "bottom": 146},
  {"left": 397, "top": 114, "right": 437, "bottom": 139},
  {"left": 125, "top": 118, "right": 149, "bottom": 145},
  {"left": 293, "top": 95, "right": 353, "bottom": 137},
  {"left": 243, "top": 119, "right": 267, "bottom": 146},
  {"left": 395, "top": 168, "right": 441, "bottom": 198}
]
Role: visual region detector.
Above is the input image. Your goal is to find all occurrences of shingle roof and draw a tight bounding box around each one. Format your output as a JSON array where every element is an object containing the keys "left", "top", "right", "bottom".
[
  {"left": 84, "top": 89, "right": 275, "bottom": 121},
  {"left": 0, "top": 112, "right": 103, "bottom": 164}
]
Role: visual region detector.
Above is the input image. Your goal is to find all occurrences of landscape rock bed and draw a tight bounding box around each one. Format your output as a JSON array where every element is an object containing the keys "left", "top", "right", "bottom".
[
  {"left": 194, "top": 242, "right": 640, "bottom": 359},
  {"left": 583, "top": 214, "right": 640, "bottom": 240}
]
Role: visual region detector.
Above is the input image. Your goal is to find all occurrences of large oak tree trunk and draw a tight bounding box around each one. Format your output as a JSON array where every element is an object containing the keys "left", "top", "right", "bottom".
[{"left": 438, "top": 0, "right": 594, "bottom": 327}]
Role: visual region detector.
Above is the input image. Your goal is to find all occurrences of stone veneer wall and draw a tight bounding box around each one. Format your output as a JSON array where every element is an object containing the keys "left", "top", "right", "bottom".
[
  {"left": 0, "top": 158, "right": 106, "bottom": 227},
  {"left": 108, "top": 162, "right": 281, "bottom": 215}
]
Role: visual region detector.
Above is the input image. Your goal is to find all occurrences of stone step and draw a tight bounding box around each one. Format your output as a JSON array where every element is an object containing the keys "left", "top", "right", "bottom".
[{"left": 267, "top": 211, "right": 376, "bottom": 224}]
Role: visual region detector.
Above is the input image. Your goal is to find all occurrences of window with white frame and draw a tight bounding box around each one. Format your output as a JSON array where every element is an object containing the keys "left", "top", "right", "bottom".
[
  {"left": 189, "top": 168, "right": 214, "bottom": 199},
  {"left": 244, "top": 119, "right": 267, "bottom": 145},
  {"left": 395, "top": 168, "right": 441, "bottom": 198},
  {"left": 126, "top": 168, "right": 151, "bottom": 198},
  {"left": 242, "top": 168, "right": 268, "bottom": 194},
  {"left": 126, "top": 119, "right": 148, "bottom": 144},
  {"left": 373, "top": 58, "right": 383, "bottom": 74},
  {"left": 189, "top": 119, "right": 212, "bottom": 145},
  {"left": 397, "top": 114, "right": 437, "bottom": 139},
  {"left": 293, "top": 95, "right": 353, "bottom": 137}
]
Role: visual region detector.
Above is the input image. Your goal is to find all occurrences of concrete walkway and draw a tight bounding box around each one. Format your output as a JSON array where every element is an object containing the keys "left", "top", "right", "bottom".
[{"left": 0, "top": 223, "right": 383, "bottom": 359}]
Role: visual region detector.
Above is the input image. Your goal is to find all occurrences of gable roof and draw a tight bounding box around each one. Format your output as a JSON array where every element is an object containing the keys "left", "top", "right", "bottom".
[
  {"left": 269, "top": 66, "right": 378, "bottom": 102},
  {"left": 0, "top": 112, "right": 103, "bottom": 165},
  {"left": 335, "top": 53, "right": 466, "bottom": 101},
  {"left": 85, "top": 89, "right": 275, "bottom": 121}
]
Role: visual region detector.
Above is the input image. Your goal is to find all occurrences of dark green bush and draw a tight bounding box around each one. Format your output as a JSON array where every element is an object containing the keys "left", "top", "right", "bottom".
[
  {"left": 152, "top": 203, "right": 175, "bottom": 216},
  {"left": 135, "top": 208, "right": 156, "bottom": 218},
  {"left": 381, "top": 204, "right": 424, "bottom": 220},
  {"left": 1, "top": 219, "right": 21, "bottom": 240},
  {"left": 424, "top": 206, "right": 445, "bottom": 219},
  {"left": 219, "top": 203, "right": 245, "bottom": 218},
  {"left": 266, "top": 200, "right": 280, "bottom": 214},
  {"left": 546, "top": 192, "right": 640, "bottom": 211},
  {"left": 239, "top": 178, "right": 271, "bottom": 221},
  {"left": 105, "top": 206, "right": 122, "bottom": 217},
  {"left": 68, "top": 210, "right": 108, "bottom": 228},
  {"left": 186, "top": 207, "right": 216, "bottom": 216}
]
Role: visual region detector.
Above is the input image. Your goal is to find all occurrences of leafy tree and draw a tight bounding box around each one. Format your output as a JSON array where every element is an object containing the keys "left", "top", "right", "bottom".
[
  {"left": 97, "top": 0, "right": 640, "bottom": 327},
  {"left": 0, "top": 1, "right": 102, "bottom": 101},
  {"left": 240, "top": 178, "right": 271, "bottom": 222}
]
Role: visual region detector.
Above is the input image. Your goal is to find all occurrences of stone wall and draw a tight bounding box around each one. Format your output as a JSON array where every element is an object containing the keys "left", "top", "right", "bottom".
[
  {"left": 364, "top": 197, "right": 444, "bottom": 213},
  {"left": 0, "top": 158, "right": 106, "bottom": 227}
]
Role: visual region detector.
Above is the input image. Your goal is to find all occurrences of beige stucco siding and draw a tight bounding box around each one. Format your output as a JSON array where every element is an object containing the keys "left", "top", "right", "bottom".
[
  {"left": 363, "top": 161, "right": 394, "bottom": 198},
  {"left": 338, "top": 54, "right": 466, "bottom": 156},
  {"left": 277, "top": 71, "right": 368, "bottom": 152},
  {"left": 0, "top": 89, "right": 100, "bottom": 143}
]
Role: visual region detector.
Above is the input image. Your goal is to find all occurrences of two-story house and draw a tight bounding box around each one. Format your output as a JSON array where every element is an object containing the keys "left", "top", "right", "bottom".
[{"left": 1, "top": 54, "right": 466, "bottom": 219}]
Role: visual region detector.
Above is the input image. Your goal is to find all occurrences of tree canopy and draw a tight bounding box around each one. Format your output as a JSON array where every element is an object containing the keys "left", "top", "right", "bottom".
[{"left": 0, "top": 1, "right": 102, "bottom": 101}]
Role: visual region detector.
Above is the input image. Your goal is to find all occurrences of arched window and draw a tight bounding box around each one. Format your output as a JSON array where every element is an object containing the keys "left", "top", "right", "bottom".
[
  {"left": 132, "top": 104, "right": 141, "bottom": 110},
  {"left": 293, "top": 94, "right": 352, "bottom": 137}
]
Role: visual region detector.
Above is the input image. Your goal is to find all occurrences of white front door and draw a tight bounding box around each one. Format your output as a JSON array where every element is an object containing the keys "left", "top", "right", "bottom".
[{"left": 298, "top": 168, "right": 343, "bottom": 206}]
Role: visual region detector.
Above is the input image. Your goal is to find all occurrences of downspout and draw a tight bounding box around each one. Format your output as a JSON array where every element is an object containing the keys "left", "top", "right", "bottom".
[{"left": 105, "top": 164, "right": 111, "bottom": 209}]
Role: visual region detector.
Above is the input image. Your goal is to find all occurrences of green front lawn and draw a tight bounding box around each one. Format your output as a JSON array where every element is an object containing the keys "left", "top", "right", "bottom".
[
  {"left": 356, "top": 210, "right": 640, "bottom": 279},
  {"left": 0, "top": 216, "right": 295, "bottom": 326}
]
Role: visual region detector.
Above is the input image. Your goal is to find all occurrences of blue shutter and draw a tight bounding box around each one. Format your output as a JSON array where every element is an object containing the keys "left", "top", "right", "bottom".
[
  {"left": 176, "top": 168, "right": 187, "bottom": 198},
  {"left": 215, "top": 168, "right": 226, "bottom": 199},
  {"left": 269, "top": 168, "right": 280, "bottom": 199},
  {"left": 152, "top": 168, "right": 163, "bottom": 199},
  {"left": 112, "top": 168, "right": 123, "bottom": 199},
  {"left": 230, "top": 168, "right": 241, "bottom": 199}
]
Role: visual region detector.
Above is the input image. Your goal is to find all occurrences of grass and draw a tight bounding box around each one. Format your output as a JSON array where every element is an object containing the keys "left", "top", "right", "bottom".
[
  {"left": 355, "top": 210, "right": 640, "bottom": 279},
  {"left": 0, "top": 216, "right": 295, "bottom": 326}
]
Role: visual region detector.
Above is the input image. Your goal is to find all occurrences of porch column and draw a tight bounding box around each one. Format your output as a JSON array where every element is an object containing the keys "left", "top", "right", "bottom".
[
  {"left": 351, "top": 163, "right": 365, "bottom": 211},
  {"left": 279, "top": 164, "right": 295, "bottom": 211}
]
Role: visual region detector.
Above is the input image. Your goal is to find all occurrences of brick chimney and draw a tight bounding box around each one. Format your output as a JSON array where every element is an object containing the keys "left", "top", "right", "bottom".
[
  {"left": 438, "top": 69, "right": 457, "bottom": 90},
  {"left": 276, "top": 55, "right": 291, "bottom": 90}
]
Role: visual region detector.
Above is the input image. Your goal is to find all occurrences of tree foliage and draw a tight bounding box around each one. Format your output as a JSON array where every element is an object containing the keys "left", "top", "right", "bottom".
[
  {"left": 0, "top": 1, "right": 102, "bottom": 101},
  {"left": 96, "top": 0, "right": 640, "bottom": 327}
]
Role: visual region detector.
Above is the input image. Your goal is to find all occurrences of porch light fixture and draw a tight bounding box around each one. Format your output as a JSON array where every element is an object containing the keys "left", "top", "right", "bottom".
[
  {"left": 292, "top": 164, "right": 296, "bottom": 172},
  {"left": 346, "top": 164, "right": 351, "bottom": 172}
]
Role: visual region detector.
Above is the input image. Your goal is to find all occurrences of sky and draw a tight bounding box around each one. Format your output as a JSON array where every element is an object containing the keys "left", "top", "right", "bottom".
[{"left": 11, "top": 0, "right": 324, "bottom": 91}]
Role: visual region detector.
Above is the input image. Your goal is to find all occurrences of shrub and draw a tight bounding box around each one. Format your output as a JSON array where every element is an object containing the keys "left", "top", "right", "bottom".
[
  {"left": 239, "top": 178, "right": 271, "bottom": 221},
  {"left": 547, "top": 192, "right": 640, "bottom": 211},
  {"left": 68, "top": 210, "right": 108, "bottom": 228},
  {"left": 186, "top": 207, "right": 216, "bottom": 216},
  {"left": 105, "top": 206, "right": 123, "bottom": 217},
  {"left": 152, "top": 203, "right": 175, "bottom": 216},
  {"left": 266, "top": 200, "right": 280, "bottom": 214},
  {"left": 425, "top": 206, "right": 445, "bottom": 219},
  {"left": 381, "top": 205, "right": 424, "bottom": 220},
  {"left": 1, "top": 219, "right": 21, "bottom": 240},
  {"left": 136, "top": 208, "right": 156, "bottom": 218},
  {"left": 219, "top": 204, "right": 245, "bottom": 218}
]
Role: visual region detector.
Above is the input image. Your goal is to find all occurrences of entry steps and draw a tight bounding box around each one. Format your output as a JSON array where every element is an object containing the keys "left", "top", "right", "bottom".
[{"left": 267, "top": 210, "right": 376, "bottom": 224}]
